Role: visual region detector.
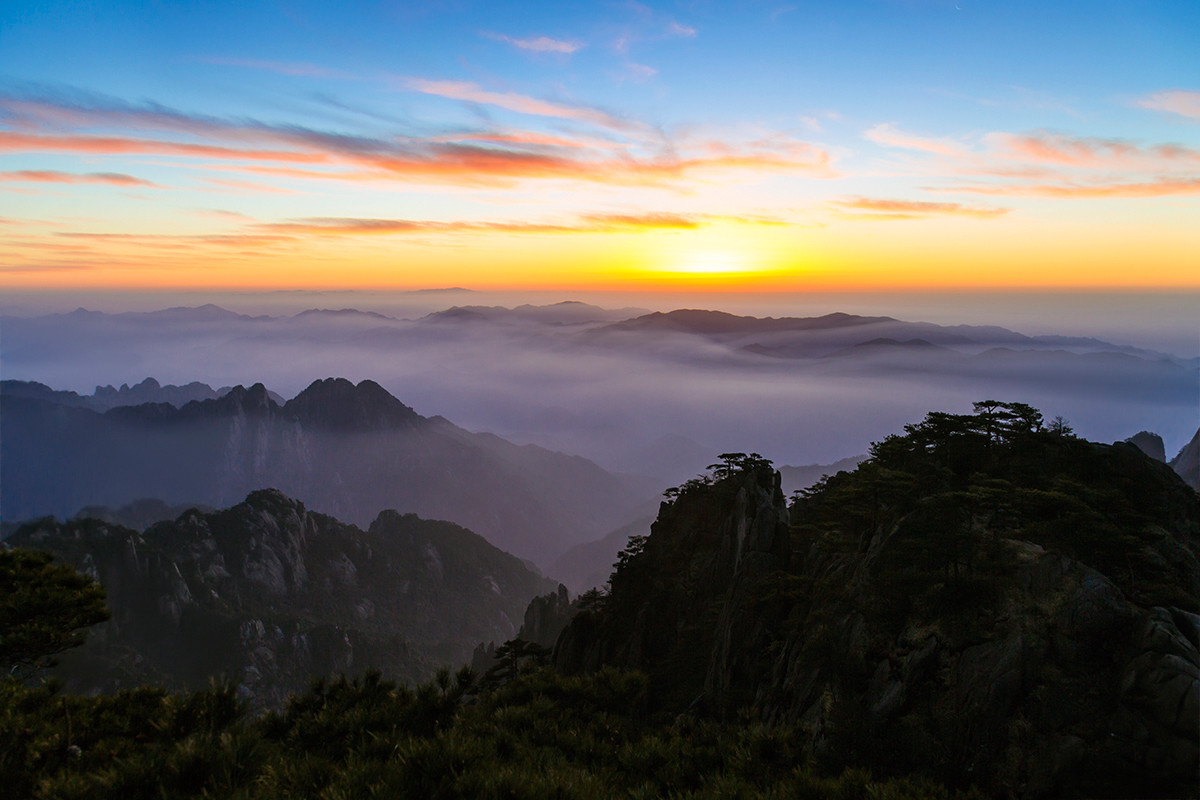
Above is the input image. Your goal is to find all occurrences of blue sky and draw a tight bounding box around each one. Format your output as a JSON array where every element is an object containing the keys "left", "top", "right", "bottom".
[{"left": 1, "top": 0, "right": 1197, "bottom": 292}]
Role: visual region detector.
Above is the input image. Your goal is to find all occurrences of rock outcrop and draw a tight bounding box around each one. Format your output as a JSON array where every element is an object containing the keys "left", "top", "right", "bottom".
[
  {"left": 556, "top": 463, "right": 791, "bottom": 714},
  {"left": 1125, "top": 430, "right": 1166, "bottom": 462},
  {"left": 518, "top": 583, "right": 573, "bottom": 649}
]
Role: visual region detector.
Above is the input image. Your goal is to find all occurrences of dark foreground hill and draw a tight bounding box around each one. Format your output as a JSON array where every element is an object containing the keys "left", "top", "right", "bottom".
[
  {"left": 554, "top": 404, "right": 1200, "bottom": 798},
  {"left": 8, "top": 490, "right": 555, "bottom": 709},
  {"left": 1, "top": 377, "right": 652, "bottom": 563}
]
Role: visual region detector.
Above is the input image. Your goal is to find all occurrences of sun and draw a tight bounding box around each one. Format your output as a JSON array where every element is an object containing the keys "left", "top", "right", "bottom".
[{"left": 666, "top": 251, "right": 753, "bottom": 275}]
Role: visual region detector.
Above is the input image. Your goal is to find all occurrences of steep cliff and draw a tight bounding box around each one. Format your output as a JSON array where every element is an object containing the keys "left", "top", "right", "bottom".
[{"left": 556, "top": 455, "right": 791, "bottom": 713}]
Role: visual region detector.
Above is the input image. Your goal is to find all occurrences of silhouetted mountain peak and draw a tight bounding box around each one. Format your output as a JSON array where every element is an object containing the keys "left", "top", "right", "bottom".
[
  {"left": 292, "top": 308, "right": 395, "bottom": 321},
  {"left": 283, "top": 377, "right": 423, "bottom": 430},
  {"left": 240, "top": 487, "right": 302, "bottom": 513},
  {"left": 605, "top": 309, "right": 895, "bottom": 336},
  {"left": 214, "top": 382, "right": 275, "bottom": 414},
  {"left": 1125, "top": 431, "right": 1167, "bottom": 462}
]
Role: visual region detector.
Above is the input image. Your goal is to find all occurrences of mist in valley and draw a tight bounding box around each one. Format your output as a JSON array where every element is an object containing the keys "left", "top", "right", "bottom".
[{"left": 3, "top": 292, "right": 1196, "bottom": 485}]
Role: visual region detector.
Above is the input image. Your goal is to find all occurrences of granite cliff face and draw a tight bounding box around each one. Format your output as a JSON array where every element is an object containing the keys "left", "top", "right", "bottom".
[
  {"left": 1170, "top": 428, "right": 1200, "bottom": 491},
  {"left": 556, "top": 461, "right": 791, "bottom": 713},
  {"left": 553, "top": 409, "right": 1200, "bottom": 798},
  {"left": 1, "top": 377, "right": 651, "bottom": 563},
  {"left": 9, "top": 490, "right": 554, "bottom": 709}
]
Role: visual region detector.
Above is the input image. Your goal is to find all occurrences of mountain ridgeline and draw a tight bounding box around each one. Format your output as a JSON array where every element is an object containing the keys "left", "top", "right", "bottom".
[
  {"left": 553, "top": 404, "right": 1200, "bottom": 797},
  {"left": 8, "top": 489, "right": 555, "bottom": 708},
  {"left": 0, "top": 377, "right": 651, "bottom": 563}
]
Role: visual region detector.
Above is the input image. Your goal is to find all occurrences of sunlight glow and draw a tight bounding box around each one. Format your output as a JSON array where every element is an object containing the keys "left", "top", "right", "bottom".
[{"left": 666, "top": 251, "right": 752, "bottom": 275}]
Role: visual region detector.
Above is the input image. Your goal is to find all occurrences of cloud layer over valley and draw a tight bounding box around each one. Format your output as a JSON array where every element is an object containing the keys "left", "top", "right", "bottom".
[{"left": 3, "top": 300, "right": 1195, "bottom": 485}]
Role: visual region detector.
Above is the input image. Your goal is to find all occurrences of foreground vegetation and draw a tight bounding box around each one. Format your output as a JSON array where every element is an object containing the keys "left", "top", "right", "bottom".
[{"left": 2, "top": 665, "right": 982, "bottom": 800}]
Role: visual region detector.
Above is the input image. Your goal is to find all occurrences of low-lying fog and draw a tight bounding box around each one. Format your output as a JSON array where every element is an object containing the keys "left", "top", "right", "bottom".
[{"left": 3, "top": 289, "right": 1196, "bottom": 481}]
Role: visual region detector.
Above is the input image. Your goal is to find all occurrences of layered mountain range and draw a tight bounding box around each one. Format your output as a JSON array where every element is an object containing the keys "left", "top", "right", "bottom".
[
  {"left": 0, "top": 375, "right": 287, "bottom": 411},
  {"left": 0, "top": 378, "right": 652, "bottom": 564},
  {"left": 8, "top": 489, "right": 554, "bottom": 709}
]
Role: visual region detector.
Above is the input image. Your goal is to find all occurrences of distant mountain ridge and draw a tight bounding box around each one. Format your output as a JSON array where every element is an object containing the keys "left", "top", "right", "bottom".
[
  {"left": 1, "top": 377, "right": 285, "bottom": 411},
  {"left": 584, "top": 308, "right": 1192, "bottom": 367},
  {"left": 420, "top": 300, "right": 649, "bottom": 326},
  {"left": 0, "top": 378, "right": 653, "bottom": 564},
  {"left": 601, "top": 309, "right": 894, "bottom": 335}
]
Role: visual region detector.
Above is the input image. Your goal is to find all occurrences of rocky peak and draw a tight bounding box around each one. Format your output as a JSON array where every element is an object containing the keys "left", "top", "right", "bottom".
[
  {"left": 1125, "top": 430, "right": 1166, "bottom": 462},
  {"left": 282, "top": 378, "right": 423, "bottom": 430},
  {"left": 518, "top": 584, "right": 573, "bottom": 649},
  {"left": 554, "top": 463, "right": 790, "bottom": 712},
  {"left": 189, "top": 382, "right": 276, "bottom": 418}
]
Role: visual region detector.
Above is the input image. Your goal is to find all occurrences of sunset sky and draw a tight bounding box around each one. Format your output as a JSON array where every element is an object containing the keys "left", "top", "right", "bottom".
[{"left": 1, "top": 0, "right": 1198, "bottom": 293}]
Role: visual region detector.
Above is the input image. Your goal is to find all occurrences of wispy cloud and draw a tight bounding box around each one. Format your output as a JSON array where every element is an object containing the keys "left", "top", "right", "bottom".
[
  {"left": 401, "top": 78, "right": 636, "bottom": 133},
  {"left": 0, "top": 170, "right": 157, "bottom": 187},
  {"left": 259, "top": 217, "right": 577, "bottom": 236},
  {"left": 1134, "top": 90, "right": 1200, "bottom": 121},
  {"left": 55, "top": 230, "right": 293, "bottom": 248},
  {"left": 947, "top": 177, "right": 1200, "bottom": 199},
  {"left": 861, "top": 122, "right": 1200, "bottom": 202},
  {"left": 484, "top": 33, "right": 584, "bottom": 55},
  {"left": 201, "top": 57, "right": 351, "bottom": 79},
  {"left": 3, "top": 211, "right": 779, "bottom": 273},
  {"left": 834, "top": 197, "right": 1008, "bottom": 220},
  {"left": 0, "top": 92, "right": 835, "bottom": 193},
  {"left": 617, "top": 63, "right": 658, "bottom": 83},
  {"left": 194, "top": 208, "right": 255, "bottom": 220},
  {"left": 667, "top": 21, "right": 697, "bottom": 38},
  {"left": 986, "top": 132, "right": 1200, "bottom": 168},
  {"left": 0, "top": 261, "right": 98, "bottom": 272},
  {"left": 202, "top": 178, "right": 304, "bottom": 194},
  {"left": 864, "top": 123, "right": 967, "bottom": 157},
  {"left": 256, "top": 212, "right": 779, "bottom": 237},
  {"left": 0, "top": 130, "right": 332, "bottom": 163},
  {"left": 770, "top": 5, "right": 798, "bottom": 22}
]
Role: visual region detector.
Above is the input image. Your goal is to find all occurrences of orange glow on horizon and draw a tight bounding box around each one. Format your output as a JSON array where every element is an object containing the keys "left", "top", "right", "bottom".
[{"left": 2, "top": 207, "right": 1197, "bottom": 293}]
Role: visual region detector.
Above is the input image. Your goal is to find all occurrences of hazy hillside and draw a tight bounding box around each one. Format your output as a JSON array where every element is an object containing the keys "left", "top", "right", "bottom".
[
  {"left": 0, "top": 378, "right": 653, "bottom": 564},
  {"left": 547, "top": 515, "right": 657, "bottom": 595},
  {"left": 8, "top": 489, "right": 555, "bottom": 708}
]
